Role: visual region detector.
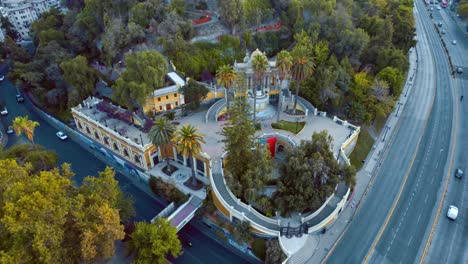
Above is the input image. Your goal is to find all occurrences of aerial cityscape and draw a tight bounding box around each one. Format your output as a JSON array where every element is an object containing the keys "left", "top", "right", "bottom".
[{"left": 0, "top": 0, "right": 466, "bottom": 263}]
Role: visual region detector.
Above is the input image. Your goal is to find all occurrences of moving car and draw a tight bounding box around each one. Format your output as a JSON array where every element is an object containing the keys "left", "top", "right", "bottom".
[
  {"left": 437, "top": 6, "right": 441, "bottom": 10},
  {"left": 16, "top": 94, "right": 24, "bottom": 103},
  {"left": 0, "top": 75, "right": 4, "bottom": 81},
  {"left": 447, "top": 205, "right": 458, "bottom": 220},
  {"left": 56, "top": 131, "right": 68, "bottom": 140},
  {"left": 6, "top": 127, "right": 14, "bottom": 134},
  {"left": 456, "top": 67, "right": 463, "bottom": 74},
  {"left": 430, "top": 7, "right": 434, "bottom": 11},
  {"left": 452, "top": 40, "right": 457, "bottom": 45},
  {"left": 441, "top": 29, "right": 446, "bottom": 34},
  {"left": 455, "top": 168, "right": 464, "bottom": 179},
  {"left": 0, "top": 107, "right": 8, "bottom": 116}
]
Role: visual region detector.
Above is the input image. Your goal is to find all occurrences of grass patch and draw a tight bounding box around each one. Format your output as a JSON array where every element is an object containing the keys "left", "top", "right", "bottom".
[
  {"left": 271, "top": 120, "right": 305, "bottom": 134},
  {"left": 251, "top": 238, "right": 266, "bottom": 260},
  {"left": 349, "top": 128, "right": 375, "bottom": 170},
  {"left": 373, "top": 117, "right": 387, "bottom": 134}
]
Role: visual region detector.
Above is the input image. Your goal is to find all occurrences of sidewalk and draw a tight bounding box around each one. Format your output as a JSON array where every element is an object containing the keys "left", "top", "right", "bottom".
[{"left": 294, "top": 47, "right": 419, "bottom": 264}]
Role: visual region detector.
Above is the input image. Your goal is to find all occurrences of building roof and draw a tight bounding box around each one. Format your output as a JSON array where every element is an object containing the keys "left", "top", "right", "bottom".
[
  {"left": 167, "top": 72, "right": 185, "bottom": 87},
  {"left": 72, "top": 97, "right": 153, "bottom": 149}
]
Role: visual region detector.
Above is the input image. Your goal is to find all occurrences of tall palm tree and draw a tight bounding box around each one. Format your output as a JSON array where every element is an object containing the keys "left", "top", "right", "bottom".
[
  {"left": 251, "top": 53, "right": 269, "bottom": 123},
  {"left": 172, "top": 125, "right": 206, "bottom": 186},
  {"left": 11, "top": 116, "right": 40, "bottom": 148},
  {"left": 148, "top": 117, "right": 176, "bottom": 172},
  {"left": 291, "top": 45, "right": 315, "bottom": 114},
  {"left": 275, "top": 50, "right": 293, "bottom": 122},
  {"left": 216, "top": 65, "right": 237, "bottom": 117}
]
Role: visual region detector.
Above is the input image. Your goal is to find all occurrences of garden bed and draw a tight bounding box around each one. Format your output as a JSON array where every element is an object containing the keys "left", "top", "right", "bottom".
[{"left": 271, "top": 120, "right": 305, "bottom": 134}]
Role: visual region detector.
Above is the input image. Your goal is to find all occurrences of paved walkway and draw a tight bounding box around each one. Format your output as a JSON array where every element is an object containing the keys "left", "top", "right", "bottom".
[{"left": 294, "top": 47, "right": 419, "bottom": 264}]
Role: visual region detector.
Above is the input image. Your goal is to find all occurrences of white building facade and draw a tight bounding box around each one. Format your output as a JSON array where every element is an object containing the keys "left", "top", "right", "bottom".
[{"left": 0, "top": 0, "right": 58, "bottom": 40}]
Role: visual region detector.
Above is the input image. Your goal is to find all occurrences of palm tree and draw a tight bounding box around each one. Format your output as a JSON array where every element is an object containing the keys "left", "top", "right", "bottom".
[
  {"left": 10, "top": 116, "right": 46, "bottom": 168},
  {"left": 291, "top": 45, "right": 315, "bottom": 114},
  {"left": 172, "top": 125, "right": 206, "bottom": 186},
  {"left": 251, "top": 53, "right": 269, "bottom": 123},
  {"left": 216, "top": 65, "right": 237, "bottom": 117},
  {"left": 275, "top": 50, "right": 293, "bottom": 122},
  {"left": 148, "top": 117, "right": 176, "bottom": 173},
  {"left": 11, "top": 116, "right": 40, "bottom": 148}
]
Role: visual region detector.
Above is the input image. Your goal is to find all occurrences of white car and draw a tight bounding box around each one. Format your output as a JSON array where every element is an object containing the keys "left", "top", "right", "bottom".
[
  {"left": 6, "top": 127, "right": 14, "bottom": 134},
  {"left": 437, "top": 6, "right": 441, "bottom": 10},
  {"left": 0, "top": 75, "right": 4, "bottom": 81},
  {"left": 56, "top": 131, "right": 68, "bottom": 140},
  {"left": 447, "top": 205, "right": 458, "bottom": 220},
  {"left": 0, "top": 107, "right": 8, "bottom": 116},
  {"left": 452, "top": 40, "right": 457, "bottom": 45}
]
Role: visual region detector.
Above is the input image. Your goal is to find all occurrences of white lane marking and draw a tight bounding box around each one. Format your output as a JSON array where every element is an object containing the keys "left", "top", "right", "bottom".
[
  {"left": 418, "top": 214, "right": 422, "bottom": 223},
  {"left": 408, "top": 236, "right": 413, "bottom": 246},
  {"left": 425, "top": 194, "right": 429, "bottom": 203}
]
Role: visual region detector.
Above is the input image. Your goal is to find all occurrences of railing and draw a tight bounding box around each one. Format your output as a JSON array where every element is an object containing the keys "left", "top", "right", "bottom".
[
  {"left": 151, "top": 202, "right": 175, "bottom": 223},
  {"left": 301, "top": 194, "right": 334, "bottom": 223},
  {"left": 205, "top": 98, "right": 226, "bottom": 123}
]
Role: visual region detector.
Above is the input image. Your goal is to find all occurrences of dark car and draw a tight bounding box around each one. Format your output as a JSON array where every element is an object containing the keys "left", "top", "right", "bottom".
[
  {"left": 16, "top": 94, "right": 25, "bottom": 103},
  {"left": 455, "top": 168, "right": 463, "bottom": 179}
]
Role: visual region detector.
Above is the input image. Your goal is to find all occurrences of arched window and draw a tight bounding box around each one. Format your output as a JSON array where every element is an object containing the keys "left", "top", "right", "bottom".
[
  {"left": 134, "top": 154, "right": 141, "bottom": 164},
  {"left": 104, "top": 137, "right": 109, "bottom": 145},
  {"left": 94, "top": 131, "right": 100, "bottom": 140},
  {"left": 86, "top": 126, "right": 91, "bottom": 134},
  {"left": 113, "top": 142, "right": 119, "bottom": 151},
  {"left": 123, "top": 148, "right": 129, "bottom": 157}
]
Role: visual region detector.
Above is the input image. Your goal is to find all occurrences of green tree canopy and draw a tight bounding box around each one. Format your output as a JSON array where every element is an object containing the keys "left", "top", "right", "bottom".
[
  {"left": 0, "top": 160, "right": 126, "bottom": 263},
  {"left": 274, "top": 131, "right": 355, "bottom": 216},
  {"left": 130, "top": 219, "right": 182, "bottom": 264},
  {"left": 179, "top": 79, "right": 209, "bottom": 110},
  {"left": 113, "top": 51, "right": 168, "bottom": 110},
  {"left": 60, "top": 55, "right": 99, "bottom": 107}
]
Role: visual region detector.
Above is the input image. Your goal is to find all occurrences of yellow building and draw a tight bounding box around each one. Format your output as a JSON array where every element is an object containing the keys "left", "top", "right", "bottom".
[
  {"left": 144, "top": 72, "right": 186, "bottom": 114},
  {"left": 72, "top": 97, "right": 211, "bottom": 178}
]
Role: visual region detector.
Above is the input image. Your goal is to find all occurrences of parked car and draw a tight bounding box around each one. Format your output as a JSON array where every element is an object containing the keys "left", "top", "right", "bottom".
[
  {"left": 455, "top": 168, "right": 464, "bottom": 179},
  {"left": 447, "top": 205, "right": 458, "bottom": 220},
  {"left": 430, "top": 7, "right": 434, "bottom": 11},
  {"left": 16, "top": 94, "right": 24, "bottom": 103},
  {"left": 456, "top": 67, "right": 463, "bottom": 74},
  {"left": 0, "top": 107, "right": 8, "bottom": 116},
  {"left": 56, "top": 131, "right": 68, "bottom": 140},
  {"left": 0, "top": 75, "right": 4, "bottom": 81},
  {"left": 6, "top": 127, "right": 14, "bottom": 134},
  {"left": 441, "top": 29, "right": 446, "bottom": 34},
  {"left": 437, "top": 6, "right": 441, "bottom": 10}
]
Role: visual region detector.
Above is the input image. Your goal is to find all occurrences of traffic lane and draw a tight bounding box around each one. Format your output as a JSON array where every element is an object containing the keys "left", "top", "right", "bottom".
[
  {"left": 173, "top": 224, "right": 258, "bottom": 264},
  {"left": 327, "top": 53, "right": 434, "bottom": 264},
  {"left": 326, "top": 19, "right": 436, "bottom": 262},
  {"left": 0, "top": 78, "right": 165, "bottom": 221},
  {"left": 427, "top": 77, "right": 468, "bottom": 263}
]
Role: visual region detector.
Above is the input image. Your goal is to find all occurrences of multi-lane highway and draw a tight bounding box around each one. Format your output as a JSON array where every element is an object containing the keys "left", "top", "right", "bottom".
[
  {"left": 424, "top": 4, "right": 468, "bottom": 264},
  {"left": 326, "top": 1, "right": 460, "bottom": 263},
  {"left": 0, "top": 77, "right": 257, "bottom": 264}
]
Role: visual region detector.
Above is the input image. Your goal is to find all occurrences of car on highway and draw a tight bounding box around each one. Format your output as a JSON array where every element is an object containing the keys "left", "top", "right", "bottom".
[
  {"left": 455, "top": 168, "right": 464, "bottom": 179},
  {"left": 0, "top": 107, "right": 8, "bottom": 116},
  {"left": 6, "top": 127, "right": 14, "bottom": 134},
  {"left": 56, "top": 131, "right": 68, "bottom": 140},
  {"left": 447, "top": 205, "right": 458, "bottom": 220},
  {"left": 452, "top": 40, "right": 457, "bottom": 45},
  {"left": 0, "top": 75, "right": 4, "bottom": 81},
  {"left": 16, "top": 94, "right": 24, "bottom": 103}
]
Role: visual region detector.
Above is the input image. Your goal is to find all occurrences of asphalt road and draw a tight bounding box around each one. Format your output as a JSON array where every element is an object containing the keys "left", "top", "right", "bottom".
[
  {"left": 0, "top": 77, "right": 257, "bottom": 264},
  {"left": 425, "top": 5, "right": 468, "bottom": 264},
  {"left": 326, "top": 1, "right": 457, "bottom": 263}
]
